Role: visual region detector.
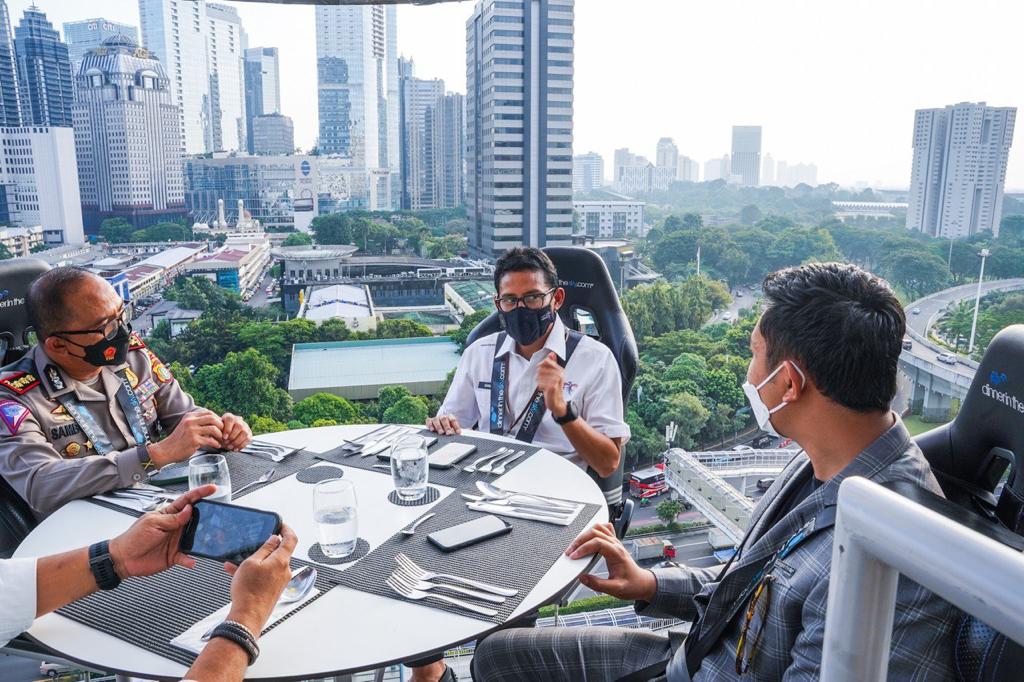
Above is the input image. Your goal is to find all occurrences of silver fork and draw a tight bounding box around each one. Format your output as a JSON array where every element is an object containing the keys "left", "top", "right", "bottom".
[
  {"left": 489, "top": 450, "right": 528, "bottom": 476},
  {"left": 463, "top": 447, "right": 510, "bottom": 473},
  {"left": 391, "top": 566, "right": 506, "bottom": 604},
  {"left": 395, "top": 553, "right": 517, "bottom": 597},
  {"left": 386, "top": 573, "right": 498, "bottom": 617}
]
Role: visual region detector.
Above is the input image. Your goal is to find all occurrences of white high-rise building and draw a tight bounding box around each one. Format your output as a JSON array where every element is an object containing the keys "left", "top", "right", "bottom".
[
  {"left": 466, "top": 0, "right": 574, "bottom": 258},
  {"left": 73, "top": 35, "right": 184, "bottom": 232},
  {"left": 761, "top": 152, "right": 775, "bottom": 185},
  {"left": 206, "top": 3, "right": 246, "bottom": 152},
  {"left": 244, "top": 47, "right": 281, "bottom": 152},
  {"left": 63, "top": 18, "right": 139, "bottom": 75},
  {"left": 907, "top": 102, "right": 1016, "bottom": 240},
  {"left": 436, "top": 92, "right": 464, "bottom": 209},
  {"left": 731, "top": 125, "right": 762, "bottom": 186},
  {"left": 776, "top": 160, "right": 818, "bottom": 187},
  {"left": 678, "top": 155, "right": 699, "bottom": 182},
  {"left": 573, "top": 151, "right": 603, "bottom": 193},
  {"left": 139, "top": 0, "right": 210, "bottom": 154},
  {"left": 0, "top": 125, "right": 83, "bottom": 244},
  {"left": 704, "top": 155, "right": 730, "bottom": 182},
  {"left": 315, "top": 4, "right": 400, "bottom": 210},
  {"left": 398, "top": 57, "right": 444, "bottom": 210},
  {"left": 656, "top": 137, "right": 679, "bottom": 176}
]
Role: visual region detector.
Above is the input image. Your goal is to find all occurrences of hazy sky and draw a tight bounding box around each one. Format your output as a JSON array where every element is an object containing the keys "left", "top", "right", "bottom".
[{"left": 13, "top": 0, "right": 1024, "bottom": 190}]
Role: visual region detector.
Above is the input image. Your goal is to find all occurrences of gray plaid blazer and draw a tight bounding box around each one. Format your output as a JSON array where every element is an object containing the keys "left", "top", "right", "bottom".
[{"left": 638, "top": 417, "right": 959, "bottom": 681}]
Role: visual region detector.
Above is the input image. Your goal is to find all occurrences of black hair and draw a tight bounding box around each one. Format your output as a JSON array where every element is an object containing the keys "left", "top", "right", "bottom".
[
  {"left": 759, "top": 262, "right": 905, "bottom": 412},
  {"left": 493, "top": 247, "right": 558, "bottom": 291},
  {"left": 27, "top": 267, "right": 101, "bottom": 340}
]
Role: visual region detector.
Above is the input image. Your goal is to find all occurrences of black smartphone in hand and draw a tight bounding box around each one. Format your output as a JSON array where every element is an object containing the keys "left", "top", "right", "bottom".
[{"left": 179, "top": 499, "right": 282, "bottom": 564}]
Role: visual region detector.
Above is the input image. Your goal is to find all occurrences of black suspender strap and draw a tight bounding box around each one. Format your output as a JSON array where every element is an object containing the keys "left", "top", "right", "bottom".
[{"left": 489, "top": 329, "right": 584, "bottom": 444}]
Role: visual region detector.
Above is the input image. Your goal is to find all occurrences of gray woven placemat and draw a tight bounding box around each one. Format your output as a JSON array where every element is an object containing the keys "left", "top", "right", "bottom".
[
  {"left": 57, "top": 557, "right": 337, "bottom": 667},
  {"left": 317, "top": 432, "right": 540, "bottom": 489},
  {"left": 296, "top": 465, "right": 345, "bottom": 484},
  {"left": 387, "top": 486, "right": 441, "bottom": 506},
  {"left": 337, "top": 489, "right": 601, "bottom": 623},
  {"left": 308, "top": 538, "right": 371, "bottom": 565},
  {"left": 154, "top": 448, "right": 320, "bottom": 499}
]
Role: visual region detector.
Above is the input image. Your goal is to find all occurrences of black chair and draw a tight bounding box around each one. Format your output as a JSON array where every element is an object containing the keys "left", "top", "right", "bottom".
[
  {"left": 0, "top": 258, "right": 47, "bottom": 558},
  {"left": 914, "top": 324, "right": 1024, "bottom": 681},
  {"left": 466, "top": 246, "right": 640, "bottom": 532}
]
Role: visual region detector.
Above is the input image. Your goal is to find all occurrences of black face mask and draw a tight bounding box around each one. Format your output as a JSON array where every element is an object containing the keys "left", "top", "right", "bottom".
[
  {"left": 64, "top": 323, "right": 132, "bottom": 367},
  {"left": 500, "top": 305, "right": 556, "bottom": 346}
]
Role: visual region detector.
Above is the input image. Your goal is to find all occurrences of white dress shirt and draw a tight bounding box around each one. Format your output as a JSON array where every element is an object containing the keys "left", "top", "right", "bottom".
[
  {"left": 439, "top": 316, "right": 630, "bottom": 469},
  {"left": 0, "top": 557, "right": 37, "bottom": 647}
]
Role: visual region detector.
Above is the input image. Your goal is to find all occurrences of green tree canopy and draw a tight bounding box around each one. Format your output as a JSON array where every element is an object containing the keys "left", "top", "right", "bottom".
[
  {"left": 282, "top": 231, "right": 313, "bottom": 247},
  {"left": 192, "top": 348, "right": 292, "bottom": 422},
  {"left": 382, "top": 395, "right": 429, "bottom": 424},
  {"left": 656, "top": 499, "right": 685, "bottom": 525},
  {"left": 450, "top": 309, "right": 492, "bottom": 351},
  {"left": 378, "top": 385, "right": 412, "bottom": 421},
  {"left": 881, "top": 249, "right": 951, "bottom": 299},
  {"left": 293, "top": 392, "right": 359, "bottom": 426},
  {"left": 250, "top": 416, "right": 288, "bottom": 435},
  {"left": 310, "top": 213, "right": 354, "bottom": 245}
]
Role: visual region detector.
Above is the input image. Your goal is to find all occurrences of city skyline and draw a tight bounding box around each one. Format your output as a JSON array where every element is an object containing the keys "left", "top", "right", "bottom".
[{"left": 8, "top": 0, "right": 1024, "bottom": 190}]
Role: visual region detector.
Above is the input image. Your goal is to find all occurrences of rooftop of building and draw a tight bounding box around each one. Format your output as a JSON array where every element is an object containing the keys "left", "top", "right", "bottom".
[
  {"left": 272, "top": 244, "right": 360, "bottom": 261},
  {"left": 447, "top": 279, "right": 495, "bottom": 311},
  {"left": 288, "top": 336, "right": 460, "bottom": 394},
  {"left": 303, "top": 284, "right": 373, "bottom": 321},
  {"left": 135, "top": 245, "right": 207, "bottom": 269}
]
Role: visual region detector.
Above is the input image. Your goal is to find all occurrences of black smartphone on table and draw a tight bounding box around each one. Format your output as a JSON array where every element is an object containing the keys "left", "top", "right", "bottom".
[
  {"left": 179, "top": 499, "right": 282, "bottom": 564},
  {"left": 427, "top": 515, "right": 512, "bottom": 552}
]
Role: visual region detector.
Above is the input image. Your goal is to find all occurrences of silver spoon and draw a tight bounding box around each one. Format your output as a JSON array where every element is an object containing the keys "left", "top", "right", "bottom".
[
  {"left": 400, "top": 512, "right": 435, "bottom": 536},
  {"left": 232, "top": 469, "right": 275, "bottom": 495},
  {"left": 201, "top": 566, "right": 317, "bottom": 641},
  {"left": 475, "top": 481, "right": 577, "bottom": 511}
]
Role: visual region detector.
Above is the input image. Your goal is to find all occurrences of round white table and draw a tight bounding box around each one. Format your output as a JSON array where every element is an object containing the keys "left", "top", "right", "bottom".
[{"left": 15, "top": 424, "right": 609, "bottom": 680}]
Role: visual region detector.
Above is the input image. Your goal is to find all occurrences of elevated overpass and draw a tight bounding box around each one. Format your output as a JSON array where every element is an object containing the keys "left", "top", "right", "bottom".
[{"left": 900, "top": 278, "right": 1024, "bottom": 418}]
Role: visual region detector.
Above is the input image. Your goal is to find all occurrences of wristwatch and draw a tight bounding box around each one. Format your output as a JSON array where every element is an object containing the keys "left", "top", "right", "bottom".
[
  {"left": 88, "top": 540, "right": 122, "bottom": 591},
  {"left": 553, "top": 400, "right": 578, "bottom": 425}
]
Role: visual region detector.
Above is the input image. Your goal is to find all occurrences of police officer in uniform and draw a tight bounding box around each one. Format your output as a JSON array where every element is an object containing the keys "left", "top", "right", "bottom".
[{"left": 0, "top": 267, "right": 252, "bottom": 516}]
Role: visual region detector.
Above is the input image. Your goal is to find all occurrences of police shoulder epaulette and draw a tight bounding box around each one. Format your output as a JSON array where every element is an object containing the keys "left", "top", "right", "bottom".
[
  {"left": 0, "top": 356, "right": 40, "bottom": 395},
  {"left": 128, "top": 331, "right": 146, "bottom": 351}
]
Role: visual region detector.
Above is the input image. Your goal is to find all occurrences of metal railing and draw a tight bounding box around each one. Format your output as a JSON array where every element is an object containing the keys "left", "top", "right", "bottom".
[{"left": 822, "top": 477, "right": 1024, "bottom": 680}]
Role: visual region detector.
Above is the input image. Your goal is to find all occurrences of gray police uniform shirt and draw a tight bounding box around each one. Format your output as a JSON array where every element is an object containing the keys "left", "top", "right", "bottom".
[{"left": 0, "top": 333, "right": 197, "bottom": 516}]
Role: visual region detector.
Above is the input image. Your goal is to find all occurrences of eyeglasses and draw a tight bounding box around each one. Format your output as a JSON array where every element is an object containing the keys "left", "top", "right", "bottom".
[
  {"left": 735, "top": 574, "right": 774, "bottom": 675},
  {"left": 494, "top": 288, "right": 556, "bottom": 313},
  {"left": 53, "top": 307, "right": 130, "bottom": 341}
]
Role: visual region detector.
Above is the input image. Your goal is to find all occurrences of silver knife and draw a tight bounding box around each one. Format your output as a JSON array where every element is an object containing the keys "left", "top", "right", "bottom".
[
  {"left": 467, "top": 502, "right": 572, "bottom": 519},
  {"left": 460, "top": 493, "right": 572, "bottom": 515}
]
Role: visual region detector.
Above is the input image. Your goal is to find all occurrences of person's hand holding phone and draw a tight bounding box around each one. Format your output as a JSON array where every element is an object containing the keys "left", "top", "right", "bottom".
[
  {"left": 108, "top": 485, "right": 216, "bottom": 579},
  {"left": 223, "top": 524, "right": 298, "bottom": 635}
]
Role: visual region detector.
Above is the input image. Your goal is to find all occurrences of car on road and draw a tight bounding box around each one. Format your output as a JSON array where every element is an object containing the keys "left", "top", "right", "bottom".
[
  {"left": 40, "top": 662, "right": 79, "bottom": 679},
  {"left": 937, "top": 353, "right": 958, "bottom": 365},
  {"left": 912, "top": 307, "right": 921, "bottom": 315},
  {"left": 902, "top": 338, "right": 913, "bottom": 351},
  {"left": 751, "top": 434, "right": 778, "bottom": 449},
  {"left": 722, "top": 311, "right": 733, "bottom": 321},
  {"left": 731, "top": 445, "right": 754, "bottom": 452},
  {"left": 757, "top": 477, "right": 776, "bottom": 491}
]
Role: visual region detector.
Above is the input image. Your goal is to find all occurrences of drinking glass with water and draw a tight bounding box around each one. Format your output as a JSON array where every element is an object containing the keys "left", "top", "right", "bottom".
[
  {"left": 314, "top": 478, "right": 358, "bottom": 558},
  {"left": 188, "top": 454, "right": 232, "bottom": 502},
  {"left": 390, "top": 435, "right": 429, "bottom": 501}
]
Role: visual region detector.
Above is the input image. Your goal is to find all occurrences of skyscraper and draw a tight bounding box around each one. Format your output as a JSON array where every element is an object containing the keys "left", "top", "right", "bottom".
[
  {"left": 315, "top": 4, "right": 400, "bottom": 210},
  {"left": 398, "top": 58, "right": 445, "bottom": 210},
  {"left": 63, "top": 18, "right": 138, "bottom": 73},
  {"left": 704, "top": 155, "right": 730, "bottom": 183},
  {"left": 14, "top": 6, "right": 72, "bottom": 127},
  {"left": 761, "top": 151, "right": 775, "bottom": 186},
  {"left": 731, "top": 125, "right": 761, "bottom": 186},
  {"left": 0, "top": 1, "right": 19, "bottom": 126},
  {"left": 72, "top": 35, "right": 185, "bottom": 232},
  {"left": 907, "top": 102, "right": 1016, "bottom": 239},
  {"left": 139, "top": 0, "right": 211, "bottom": 154},
  {"left": 678, "top": 155, "right": 699, "bottom": 182},
  {"left": 656, "top": 137, "right": 679, "bottom": 176},
  {"left": 244, "top": 46, "right": 281, "bottom": 153},
  {"left": 436, "top": 91, "right": 464, "bottom": 209},
  {"left": 252, "top": 112, "right": 294, "bottom": 156},
  {"left": 573, "top": 151, "right": 604, "bottom": 193},
  {"left": 467, "top": 0, "right": 574, "bottom": 258},
  {"left": 206, "top": 3, "right": 246, "bottom": 152}
]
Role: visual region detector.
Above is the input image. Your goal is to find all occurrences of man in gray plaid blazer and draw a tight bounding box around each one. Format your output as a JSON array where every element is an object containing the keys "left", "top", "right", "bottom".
[{"left": 473, "top": 263, "right": 959, "bottom": 681}]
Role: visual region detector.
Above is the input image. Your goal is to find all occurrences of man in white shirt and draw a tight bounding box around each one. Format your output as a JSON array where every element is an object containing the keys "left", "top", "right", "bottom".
[
  {"left": 0, "top": 486, "right": 296, "bottom": 681},
  {"left": 413, "top": 247, "right": 630, "bottom": 682}
]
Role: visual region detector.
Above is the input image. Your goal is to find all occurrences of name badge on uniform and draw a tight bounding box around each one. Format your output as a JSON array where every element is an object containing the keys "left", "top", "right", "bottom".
[{"left": 477, "top": 381, "right": 492, "bottom": 390}]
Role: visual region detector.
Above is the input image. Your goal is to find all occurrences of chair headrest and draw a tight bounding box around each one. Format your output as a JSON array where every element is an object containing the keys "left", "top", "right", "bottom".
[
  {"left": 465, "top": 246, "right": 639, "bottom": 402},
  {"left": 0, "top": 259, "right": 49, "bottom": 362}
]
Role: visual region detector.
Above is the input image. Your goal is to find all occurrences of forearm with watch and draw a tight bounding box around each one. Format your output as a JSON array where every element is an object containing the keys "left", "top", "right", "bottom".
[
  {"left": 184, "top": 609, "right": 264, "bottom": 680},
  {"left": 33, "top": 539, "right": 123, "bottom": 618},
  {"left": 550, "top": 398, "right": 621, "bottom": 477}
]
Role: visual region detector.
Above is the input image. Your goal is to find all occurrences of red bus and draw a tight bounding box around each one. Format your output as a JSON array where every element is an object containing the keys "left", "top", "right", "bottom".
[{"left": 629, "top": 466, "right": 667, "bottom": 499}]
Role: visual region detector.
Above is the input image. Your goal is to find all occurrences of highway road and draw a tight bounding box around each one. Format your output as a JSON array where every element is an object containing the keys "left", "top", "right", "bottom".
[
  {"left": 902, "top": 278, "right": 1024, "bottom": 379},
  {"left": 245, "top": 270, "right": 277, "bottom": 309},
  {"left": 707, "top": 288, "right": 760, "bottom": 326}
]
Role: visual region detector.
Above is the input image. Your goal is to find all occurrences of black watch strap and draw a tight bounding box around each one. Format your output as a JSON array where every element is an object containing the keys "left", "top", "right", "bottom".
[
  {"left": 553, "top": 400, "right": 578, "bottom": 425},
  {"left": 211, "top": 620, "right": 260, "bottom": 665},
  {"left": 88, "top": 540, "right": 122, "bottom": 591}
]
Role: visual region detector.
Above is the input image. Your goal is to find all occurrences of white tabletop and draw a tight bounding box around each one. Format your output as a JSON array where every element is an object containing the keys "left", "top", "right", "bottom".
[{"left": 15, "top": 424, "right": 609, "bottom": 680}]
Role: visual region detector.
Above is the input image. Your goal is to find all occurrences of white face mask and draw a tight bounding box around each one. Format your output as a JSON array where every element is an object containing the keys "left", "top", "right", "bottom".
[{"left": 742, "top": 361, "right": 807, "bottom": 438}]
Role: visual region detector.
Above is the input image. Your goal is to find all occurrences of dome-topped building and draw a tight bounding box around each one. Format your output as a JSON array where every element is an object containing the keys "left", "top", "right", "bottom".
[{"left": 72, "top": 34, "right": 185, "bottom": 233}]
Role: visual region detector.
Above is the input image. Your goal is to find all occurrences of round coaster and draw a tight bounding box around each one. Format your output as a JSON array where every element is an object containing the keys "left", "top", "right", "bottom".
[
  {"left": 296, "top": 466, "right": 345, "bottom": 484},
  {"left": 387, "top": 486, "right": 440, "bottom": 507},
  {"left": 307, "top": 538, "right": 370, "bottom": 565}
]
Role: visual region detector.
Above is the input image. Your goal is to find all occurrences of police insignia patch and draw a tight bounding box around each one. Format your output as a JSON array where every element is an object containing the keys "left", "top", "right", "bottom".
[
  {"left": 64, "top": 442, "right": 82, "bottom": 458},
  {"left": 128, "top": 332, "right": 146, "bottom": 351},
  {"left": 125, "top": 368, "right": 140, "bottom": 389},
  {"left": 0, "top": 371, "right": 40, "bottom": 395},
  {"left": 145, "top": 349, "right": 173, "bottom": 384},
  {"left": 0, "top": 400, "right": 28, "bottom": 434},
  {"left": 50, "top": 404, "right": 73, "bottom": 422},
  {"left": 44, "top": 365, "right": 65, "bottom": 392}
]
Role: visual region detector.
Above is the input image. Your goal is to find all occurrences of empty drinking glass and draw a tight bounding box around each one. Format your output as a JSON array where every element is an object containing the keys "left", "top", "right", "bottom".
[
  {"left": 390, "top": 435, "right": 429, "bottom": 501},
  {"left": 314, "top": 478, "right": 358, "bottom": 558},
  {"left": 188, "top": 454, "right": 232, "bottom": 502}
]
